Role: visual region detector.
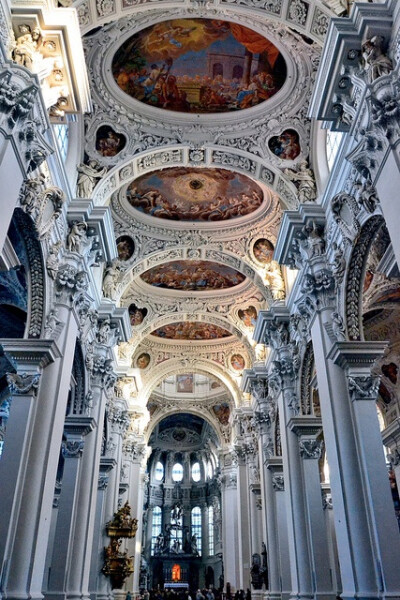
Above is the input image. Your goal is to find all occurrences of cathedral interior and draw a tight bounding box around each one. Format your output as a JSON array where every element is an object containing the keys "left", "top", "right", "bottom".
[{"left": 1, "top": 0, "right": 400, "bottom": 599}]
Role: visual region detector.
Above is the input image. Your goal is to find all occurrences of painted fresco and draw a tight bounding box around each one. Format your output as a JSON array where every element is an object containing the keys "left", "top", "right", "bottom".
[
  {"left": 268, "top": 129, "right": 300, "bottom": 160},
  {"left": 212, "top": 402, "right": 230, "bottom": 425},
  {"left": 253, "top": 238, "right": 274, "bottom": 264},
  {"left": 128, "top": 304, "right": 148, "bottom": 326},
  {"left": 151, "top": 321, "right": 231, "bottom": 340},
  {"left": 141, "top": 260, "right": 245, "bottom": 291},
  {"left": 95, "top": 126, "right": 126, "bottom": 157},
  {"left": 230, "top": 353, "right": 245, "bottom": 371},
  {"left": 116, "top": 235, "right": 135, "bottom": 261},
  {"left": 136, "top": 352, "right": 150, "bottom": 369},
  {"left": 112, "top": 18, "right": 286, "bottom": 113},
  {"left": 177, "top": 374, "right": 194, "bottom": 393},
  {"left": 238, "top": 305, "right": 257, "bottom": 328},
  {"left": 127, "top": 167, "right": 263, "bottom": 222}
]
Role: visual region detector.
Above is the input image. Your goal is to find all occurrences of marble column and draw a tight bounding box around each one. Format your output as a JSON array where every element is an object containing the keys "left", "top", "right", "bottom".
[
  {"left": 0, "top": 340, "right": 60, "bottom": 584},
  {"left": 267, "top": 461, "right": 290, "bottom": 600},
  {"left": 236, "top": 450, "right": 252, "bottom": 590},
  {"left": 1, "top": 299, "right": 80, "bottom": 600},
  {"left": 45, "top": 417, "right": 96, "bottom": 600},
  {"left": 221, "top": 464, "right": 240, "bottom": 592},
  {"left": 289, "top": 417, "right": 334, "bottom": 600}
]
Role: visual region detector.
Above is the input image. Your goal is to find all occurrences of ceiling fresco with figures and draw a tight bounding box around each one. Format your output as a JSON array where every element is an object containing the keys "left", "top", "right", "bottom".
[
  {"left": 75, "top": 0, "right": 338, "bottom": 418},
  {"left": 141, "top": 260, "right": 246, "bottom": 291},
  {"left": 151, "top": 322, "right": 232, "bottom": 341},
  {"left": 111, "top": 18, "right": 286, "bottom": 113},
  {"left": 126, "top": 167, "right": 264, "bottom": 222}
]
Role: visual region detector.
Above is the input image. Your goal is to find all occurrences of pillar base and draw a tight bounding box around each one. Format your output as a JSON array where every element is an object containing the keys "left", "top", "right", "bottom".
[
  {"left": 266, "top": 592, "right": 281, "bottom": 600},
  {"left": 113, "top": 590, "right": 127, "bottom": 600}
]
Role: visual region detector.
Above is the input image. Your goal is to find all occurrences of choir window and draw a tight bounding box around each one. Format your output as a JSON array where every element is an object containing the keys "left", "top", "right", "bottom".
[
  {"left": 192, "top": 461, "right": 201, "bottom": 482},
  {"left": 151, "top": 506, "right": 162, "bottom": 555},
  {"left": 191, "top": 506, "right": 202, "bottom": 556},
  {"left": 155, "top": 461, "right": 164, "bottom": 481},
  {"left": 208, "top": 506, "right": 214, "bottom": 555},
  {"left": 172, "top": 463, "right": 183, "bottom": 482}
]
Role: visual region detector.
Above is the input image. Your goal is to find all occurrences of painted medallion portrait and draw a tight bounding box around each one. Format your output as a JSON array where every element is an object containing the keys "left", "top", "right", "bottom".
[
  {"left": 127, "top": 167, "right": 263, "bottom": 222},
  {"left": 128, "top": 304, "right": 148, "bottom": 326},
  {"left": 152, "top": 321, "right": 231, "bottom": 340},
  {"left": 253, "top": 238, "right": 274, "bottom": 264},
  {"left": 141, "top": 260, "right": 245, "bottom": 291},
  {"left": 112, "top": 18, "right": 286, "bottom": 113},
  {"left": 238, "top": 306, "right": 258, "bottom": 328},
  {"left": 230, "top": 353, "right": 245, "bottom": 371},
  {"left": 116, "top": 235, "right": 135, "bottom": 261},
  {"left": 95, "top": 126, "right": 126, "bottom": 157},
  {"left": 136, "top": 352, "right": 150, "bottom": 369},
  {"left": 268, "top": 129, "right": 300, "bottom": 160}
]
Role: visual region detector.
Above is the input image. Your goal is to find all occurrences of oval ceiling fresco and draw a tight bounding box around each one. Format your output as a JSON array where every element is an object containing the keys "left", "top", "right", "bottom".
[
  {"left": 151, "top": 321, "right": 231, "bottom": 340},
  {"left": 127, "top": 167, "right": 263, "bottom": 222},
  {"left": 112, "top": 18, "right": 286, "bottom": 114},
  {"left": 141, "top": 260, "right": 245, "bottom": 291}
]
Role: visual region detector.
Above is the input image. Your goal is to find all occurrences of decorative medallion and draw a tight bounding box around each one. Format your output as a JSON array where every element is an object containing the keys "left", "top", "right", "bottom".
[
  {"left": 136, "top": 352, "right": 150, "bottom": 369},
  {"left": 151, "top": 321, "right": 231, "bottom": 340},
  {"left": 230, "top": 353, "right": 245, "bottom": 371},
  {"left": 238, "top": 305, "right": 258, "bottom": 328},
  {"left": 141, "top": 260, "right": 245, "bottom": 291},
  {"left": 95, "top": 126, "right": 126, "bottom": 157},
  {"left": 116, "top": 235, "right": 135, "bottom": 261},
  {"left": 253, "top": 238, "right": 274, "bottom": 264},
  {"left": 127, "top": 167, "right": 263, "bottom": 221},
  {"left": 268, "top": 129, "right": 300, "bottom": 160},
  {"left": 128, "top": 304, "right": 148, "bottom": 326},
  {"left": 112, "top": 18, "right": 286, "bottom": 113}
]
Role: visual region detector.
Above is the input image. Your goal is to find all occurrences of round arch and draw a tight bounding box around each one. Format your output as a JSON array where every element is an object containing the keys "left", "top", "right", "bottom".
[{"left": 138, "top": 359, "right": 242, "bottom": 408}]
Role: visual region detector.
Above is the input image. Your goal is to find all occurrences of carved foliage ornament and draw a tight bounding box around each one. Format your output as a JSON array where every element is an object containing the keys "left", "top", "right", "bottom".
[
  {"left": 348, "top": 376, "right": 380, "bottom": 401},
  {"left": 6, "top": 371, "right": 40, "bottom": 395},
  {"left": 299, "top": 439, "right": 324, "bottom": 460}
]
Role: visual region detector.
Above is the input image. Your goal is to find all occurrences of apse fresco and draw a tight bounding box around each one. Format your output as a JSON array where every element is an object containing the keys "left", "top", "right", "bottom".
[
  {"left": 212, "top": 402, "right": 230, "bottom": 425},
  {"left": 268, "top": 129, "right": 300, "bottom": 160},
  {"left": 112, "top": 18, "right": 286, "bottom": 113},
  {"left": 127, "top": 167, "right": 263, "bottom": 222},
  {"left": 151, "top": 321, "right": 231, "bottom": 340},
  {"left": 253, "top": 238, "right": 274, "bottom": 264},
  {"left": 230, "top": 353, "right": 245, "bottom": 371},
  {"left": 95, "top": 126, "right": 126, "bottom": 157},
  {"left": 141, "top": 260, "right": 245, "bottom": 291},
  {"left": 238, "top": 305, "right": 257, "bottom": 328},
  {"left": 177, "top": 374, "right": 194, "bottom": 393}
]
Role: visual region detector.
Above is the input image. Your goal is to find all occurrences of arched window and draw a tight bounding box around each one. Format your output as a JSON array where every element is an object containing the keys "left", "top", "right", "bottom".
[
  {"left": 192, "top": 461, "right": 201, "bottom": 482},
  {"left": 172, "top": 463, "right": 183, "bottom": 482},
  {"left": 191, "top": 506, "right": 202, "bottom": 556},
  {"left": 151, "top": 506, "right": 162, "bottom": 555},
  {"left": 155, "top": 461, "right": 164, "bottom": 481},
  {"left": 206, "top": 461, "right": 213, "bottom": 480},
  {"left": 53, "top": 123, "right": 69, "bottom": 162},
  {"left": 208, "top": 506, "right": 214, "bottom": 555}
]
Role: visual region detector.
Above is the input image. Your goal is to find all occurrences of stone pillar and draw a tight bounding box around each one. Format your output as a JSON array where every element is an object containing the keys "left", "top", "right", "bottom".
[
  {"left": 221, "top": 462, "right": 240, "bottom": 593},
  {"left": 289, "top": 418, "right": 333, "bottom": 600},
  {"left": 267, "top": 462, "right": 290, "bottom": 600},
  {"left": 65, "top": 331, "right": 117, "bottom": 600},
  {"left": 236, "top": 449, "right": 252, "bottom": 590},
  {"left": 0, "top": 340, "right": 59, "bottom": 583},
  {"left": 1, "top": 296, "right": 80, "bottom": 600},
  {"left": 261, "top": 311, "right": 314, "bottom": 600},
  {"left": 251, "top": 379, "right": 281, "bottom": 600},
  {"left": 93, "top": 398, "right": 129, "bottom": 600},
  {"left": 89, "top": 457, "right": 116, "bottom": 600},
  {"left": 45, "top": 417, "right": 96, "bottom": 600}
]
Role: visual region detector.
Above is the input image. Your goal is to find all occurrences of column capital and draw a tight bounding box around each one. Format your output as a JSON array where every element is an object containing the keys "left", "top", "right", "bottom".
[
  {"left": 298, "top": 439, "right": 324, "bottom": 460},
  {"left": 1, "top": 339, "right": 61, "bottom": 369}
]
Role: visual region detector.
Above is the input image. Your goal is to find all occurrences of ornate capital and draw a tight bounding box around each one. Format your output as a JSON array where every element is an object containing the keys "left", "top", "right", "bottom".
[
  {"left": 299, "top": 439, "right": 324, "bottom": 460},
  {"left": 322, "top": 490, "right": 333, "bottom": 510},
  {"left": 6, "top": 372, "right": 40, "bottom": 395},
  {"left": 55, "top": 263, "right": 89, "bottom": 303},
  {"left": 348, "top": 376, "right": 380, "bottom": 401},
  {"left": 272, "top": 474, "right": 284, "bottom": 491},
  {"left": 62, "top": 440, "right": 84, "bottom": 458},
  {"left": 263, "top": 319, "right": 290, "bottom": 351},
  {"left": 98, "top": 475, "right": 109, "bottom": 490}
]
